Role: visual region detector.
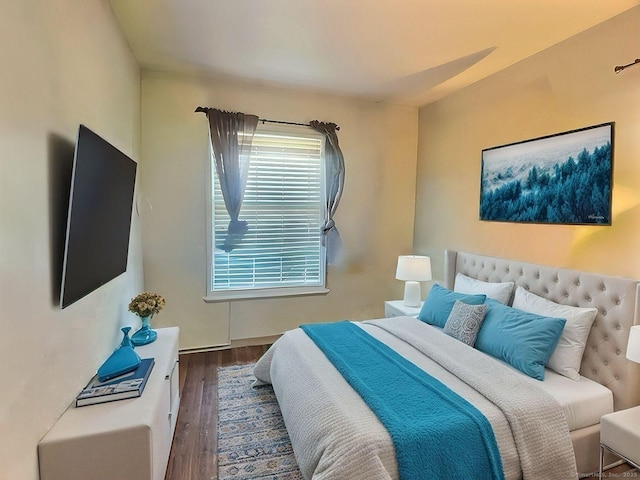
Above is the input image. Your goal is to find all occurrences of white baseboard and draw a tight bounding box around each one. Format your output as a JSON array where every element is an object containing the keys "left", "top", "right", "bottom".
[{"left": 179, "top": 334, "right": 280, "bottom": 354}]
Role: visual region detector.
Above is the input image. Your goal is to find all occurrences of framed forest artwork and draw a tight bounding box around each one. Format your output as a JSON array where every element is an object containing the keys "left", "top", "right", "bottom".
[{"left": 479, "top": 122, "right": 613, "bottom": 225}]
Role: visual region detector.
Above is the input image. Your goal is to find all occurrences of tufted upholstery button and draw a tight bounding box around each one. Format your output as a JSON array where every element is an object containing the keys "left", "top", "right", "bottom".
[
  {"left": 592, "top": 369, "right": 598, "bottom": 375},
  {"left": 576, "top": 280, "right": 581, "bottom": 286},
  {"left": 604, "top": 361, "right": 609, "bottom": 366},
  {"left": 593, "top": 346, "right": 598, "bottom": 351},
  {"left": 616, "top": 299, "right": 621, "bottom": 305},
  {"left": 615, "top": 375, "right": 620, "bottom": 381},
  {"left": 602, "top": 311, "right": 607, "bottom": 316},
  {"left": 604, "top": 334, "right": 609, "bottom": 341},
  {"left": 616, "top": 350, "right": 621, "bottom": 356},
  {"left": 616, "top": 324, "right": 621, "bottom": 330}
]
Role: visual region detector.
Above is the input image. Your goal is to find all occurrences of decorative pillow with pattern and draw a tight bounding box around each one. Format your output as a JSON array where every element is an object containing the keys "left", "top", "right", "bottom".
[{"left": 443, "top": 300, "right": 488, "bottom": 347}]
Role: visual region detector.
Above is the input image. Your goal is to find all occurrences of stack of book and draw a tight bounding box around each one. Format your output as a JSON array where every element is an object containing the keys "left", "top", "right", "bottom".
[{"left": 76, "top": 358, "right": 155, "bottom": 407}]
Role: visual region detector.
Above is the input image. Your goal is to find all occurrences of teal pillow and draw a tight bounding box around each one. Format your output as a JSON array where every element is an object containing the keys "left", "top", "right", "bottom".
[
  {"left": 417, "top": 284, "right": 487, "bottom": 328},
  {"left": 474, "top": 298, "right": 566, "bottom": 381}
]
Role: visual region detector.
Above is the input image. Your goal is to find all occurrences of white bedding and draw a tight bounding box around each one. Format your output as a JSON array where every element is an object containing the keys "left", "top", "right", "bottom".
[
  {"left": 535, "top": 369, "right": 613, "bottom": 430},
  {"left": 424, "top": 323, "right": 615, "bottom": 431},
  {"left": 254, "top": 316, "right": 579, "bottom": 480},
  {"left": 426, "top": 324, "right": 615, "bottom": 431}
]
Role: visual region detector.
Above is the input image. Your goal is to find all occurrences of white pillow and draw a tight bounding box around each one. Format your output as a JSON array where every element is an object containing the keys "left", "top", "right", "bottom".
[
  {"left": 512, "top": 285, "right": 597, "bottom": 381},
  {"left": 453, "top": 273, "right": 514, "bottom": 305}
]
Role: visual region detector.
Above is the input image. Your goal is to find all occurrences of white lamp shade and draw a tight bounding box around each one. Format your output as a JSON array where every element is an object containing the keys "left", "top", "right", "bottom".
[
  {"left": 627, "top": 325, "right": 640, "bottom": 364},
  {"left": 395, "top": 255, "right": 432, "bottom": 282}
]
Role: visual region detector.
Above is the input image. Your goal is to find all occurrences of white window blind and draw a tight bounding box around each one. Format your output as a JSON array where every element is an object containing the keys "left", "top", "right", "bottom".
[{"left": 208, "top": 126, "right": 326, "bottom": 298}]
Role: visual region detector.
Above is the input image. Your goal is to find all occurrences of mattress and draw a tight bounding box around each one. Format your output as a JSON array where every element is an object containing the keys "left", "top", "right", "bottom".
[{"left": 535, "top": 368, "right": 613, "bottom": 430}]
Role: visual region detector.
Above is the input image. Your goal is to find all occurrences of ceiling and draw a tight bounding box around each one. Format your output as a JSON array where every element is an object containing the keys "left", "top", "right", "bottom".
[{"left": 109, "top": 0, "right": 639, "bottom": 107}]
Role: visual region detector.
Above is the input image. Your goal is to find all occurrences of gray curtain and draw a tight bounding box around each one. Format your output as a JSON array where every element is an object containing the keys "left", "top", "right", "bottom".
[
  {"left": 310, "top": 120, "right": 345, "bottom": 265},
  {"left": 204, "top": 108, "right": 259, "bottom": 252}
]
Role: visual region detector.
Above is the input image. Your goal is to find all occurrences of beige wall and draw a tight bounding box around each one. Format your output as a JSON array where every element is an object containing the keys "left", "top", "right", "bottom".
[
  {"left": 0, "top": 2, "right": 141, "bottom": 479},
  {"left": 139, "top": 72, "right": 418, "bottom": 348},
  {"left": 415, "top": 7, "right": 640, "bottom": 281},
  {"left": 6, "top": 4, "right": 631, "bottom": 476}
]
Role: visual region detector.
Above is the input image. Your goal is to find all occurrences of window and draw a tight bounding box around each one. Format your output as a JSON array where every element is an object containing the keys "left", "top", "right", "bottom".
[{"left": 205, "top": 124, "right": 328, "bottom": 300}]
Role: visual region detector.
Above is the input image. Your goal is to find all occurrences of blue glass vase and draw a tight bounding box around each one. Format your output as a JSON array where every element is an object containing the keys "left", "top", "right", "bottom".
[
  {"left": 96, "top": 327, "right": 141, "bottom": 382},
  {"left": 120, "top": 326, "right": 134, "bottom": 348},
  {"left": 131, "top": 315, "right": 158, "bottom": 346}
]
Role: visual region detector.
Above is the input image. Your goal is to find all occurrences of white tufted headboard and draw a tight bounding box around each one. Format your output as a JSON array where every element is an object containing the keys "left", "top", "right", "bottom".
[{"left": 444, "top": 250, "right": 640, "bottom": 411}]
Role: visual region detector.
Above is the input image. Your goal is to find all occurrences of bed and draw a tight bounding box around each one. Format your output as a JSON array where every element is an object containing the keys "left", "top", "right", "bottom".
[{"left": 253, "top": 250, "right": 640, "bottom": 479}]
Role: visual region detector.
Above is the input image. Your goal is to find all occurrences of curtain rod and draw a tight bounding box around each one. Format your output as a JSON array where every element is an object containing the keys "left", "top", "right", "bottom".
[
  {"left": 614, "top": 58, "right": 640, "bottom": 74},
  {"left": 194, "top": 107, "right": 339, "bottom": 131}
]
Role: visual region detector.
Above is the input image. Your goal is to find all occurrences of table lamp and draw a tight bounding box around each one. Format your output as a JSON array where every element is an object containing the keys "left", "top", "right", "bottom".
[
  {"left": 626, "top": 325, "right": 640, "bottom": 363},
  {"left": 396, "top": 255, "right": 432, "bottom": 307}
]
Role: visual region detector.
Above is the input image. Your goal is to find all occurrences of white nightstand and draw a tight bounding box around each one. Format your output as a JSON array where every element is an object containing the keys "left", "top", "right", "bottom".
[
  {"left": 600, "top": 406, "right": 640, "bottom": 478},
  {"left": 384, "top": 300, "right": 423, "bottom": 318}
]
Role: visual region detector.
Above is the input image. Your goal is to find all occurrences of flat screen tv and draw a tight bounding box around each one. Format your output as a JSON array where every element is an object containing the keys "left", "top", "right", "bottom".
[{"left": 60, "top": 125, "right": 137, "bottom": 309}]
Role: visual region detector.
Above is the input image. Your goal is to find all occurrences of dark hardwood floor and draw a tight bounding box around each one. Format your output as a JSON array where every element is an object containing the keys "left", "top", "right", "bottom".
[
  {"left": 165, "top": 344, "right": 637, "bottom": 480},
  {"left": 164, "top": 345, "right": 269, "bottom": 480}
]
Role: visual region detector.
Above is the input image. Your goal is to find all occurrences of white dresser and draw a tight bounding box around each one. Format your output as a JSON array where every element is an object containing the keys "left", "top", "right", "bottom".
[{"left": 38, "top": 327, "right": 180, "bottom": 480}]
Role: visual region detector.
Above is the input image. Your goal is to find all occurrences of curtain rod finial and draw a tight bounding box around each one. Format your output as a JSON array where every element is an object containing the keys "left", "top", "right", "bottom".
[{"left": 613, "top": 57, "right": 640, "bottom": 74}]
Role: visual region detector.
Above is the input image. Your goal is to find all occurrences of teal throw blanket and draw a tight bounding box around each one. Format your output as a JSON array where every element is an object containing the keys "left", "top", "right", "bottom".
[{"left": 300, "top": 321, "right": 505, "bottom": 480}]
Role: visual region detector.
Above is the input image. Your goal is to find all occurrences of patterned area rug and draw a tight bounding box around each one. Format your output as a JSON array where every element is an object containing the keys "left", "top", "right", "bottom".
[{"left": 217, "top": 363, "right": 303, "bottom": 479}]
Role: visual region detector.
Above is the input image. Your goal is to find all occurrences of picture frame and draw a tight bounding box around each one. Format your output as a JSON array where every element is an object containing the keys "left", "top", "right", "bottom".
[{"left": 479, "top": 122, "right": 614, "bottom": 225}]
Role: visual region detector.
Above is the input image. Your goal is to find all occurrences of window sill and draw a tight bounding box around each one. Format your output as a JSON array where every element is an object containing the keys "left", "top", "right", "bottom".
[{"left": 203, "top": 286, "right": 330, "bottom": 302}]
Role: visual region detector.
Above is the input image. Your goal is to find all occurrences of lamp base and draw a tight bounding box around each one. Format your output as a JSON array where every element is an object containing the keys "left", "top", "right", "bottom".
[{"left": 403, "top": 281, "right": 422, "bottom": 307}]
